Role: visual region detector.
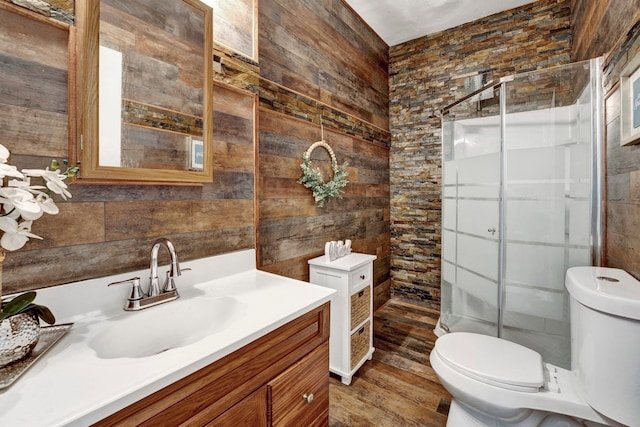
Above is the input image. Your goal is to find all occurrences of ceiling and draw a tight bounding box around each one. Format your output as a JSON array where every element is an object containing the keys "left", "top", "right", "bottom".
[{"left": 343, "top": 0, "right": 538, "bottom": 46}]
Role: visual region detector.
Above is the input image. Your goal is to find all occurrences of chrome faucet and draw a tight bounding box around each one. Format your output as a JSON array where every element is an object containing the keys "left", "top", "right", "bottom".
[
  {"left": 149, "top": 237, "right": 181, "bottom": 297},
  {"left": 109, "top": 238, "right": 189, "bottom": 311}
]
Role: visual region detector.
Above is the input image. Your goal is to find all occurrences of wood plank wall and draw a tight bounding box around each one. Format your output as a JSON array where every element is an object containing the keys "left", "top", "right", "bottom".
[
  {"left": 389, "top": 0, "right": 572, "bottom": 308},
  {"left": 570, "top": 0, "right": 640, "bottom": 62},
  {"left": 0, "top": 0, "right": 391, "bottom": 310},
  {"left": 0, "top": 4, "right": 69, "bottom": 160},
  {"left": 257, "top": 0, "right": 391, "bottom": 309},
  {"left": 571, "top": 1, "right": 640, "bottom": 275},
  {"left": 258, "top": 0, "right": 389, "bottom": 130},
  {"left": 258, "top": 108, "right": 390, "bottom": 308}
]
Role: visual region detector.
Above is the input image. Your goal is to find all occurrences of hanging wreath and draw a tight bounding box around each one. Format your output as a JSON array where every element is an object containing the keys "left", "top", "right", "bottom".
[{"left": 298, "top": 140, "right": 348, "bottom": 207}]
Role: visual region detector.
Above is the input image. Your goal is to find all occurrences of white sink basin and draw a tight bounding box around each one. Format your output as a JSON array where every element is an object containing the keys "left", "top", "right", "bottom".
[{"left": 91, "top": 296, "right": 246, "bottom": 359}]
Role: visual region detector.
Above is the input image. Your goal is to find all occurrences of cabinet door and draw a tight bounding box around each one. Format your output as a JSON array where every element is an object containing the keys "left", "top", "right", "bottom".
[
  {"left": 206, "top": 386, "right": 267, "bottom": 426},
  {"left": 267, "top": 341, "right": 329, "bottom": 426}
]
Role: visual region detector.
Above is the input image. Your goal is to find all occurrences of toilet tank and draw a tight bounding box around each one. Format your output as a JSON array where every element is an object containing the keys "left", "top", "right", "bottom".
[{"left": 566, "top": 267, "right": 640, "bottom": 427}]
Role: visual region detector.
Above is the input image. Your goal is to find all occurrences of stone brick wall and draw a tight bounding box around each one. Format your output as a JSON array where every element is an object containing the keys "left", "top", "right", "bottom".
[
  {"left": 4, "top": 0, "right": 73, "bottom": 23},
  {"left": 388, "top": 0, "right": 572, "bottom": 308}
]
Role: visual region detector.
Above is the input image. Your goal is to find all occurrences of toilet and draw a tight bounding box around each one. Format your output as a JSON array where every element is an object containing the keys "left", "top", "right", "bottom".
[{"left": 430, "top": 267, "right": 640, "bottom": 427}]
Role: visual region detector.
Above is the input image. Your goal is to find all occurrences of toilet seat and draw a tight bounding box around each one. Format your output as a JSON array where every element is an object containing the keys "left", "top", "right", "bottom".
[
  {"left": 433, "top": 332, "right": 544, "bottom": 393},
  {"left": 431, "top": 332, "right": 618, "bottom": 425}
]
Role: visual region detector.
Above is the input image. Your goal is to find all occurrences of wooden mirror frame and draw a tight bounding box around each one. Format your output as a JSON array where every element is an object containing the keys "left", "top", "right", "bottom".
[{"left": 75, "top": 0, "right": 213, "bottom": 185}]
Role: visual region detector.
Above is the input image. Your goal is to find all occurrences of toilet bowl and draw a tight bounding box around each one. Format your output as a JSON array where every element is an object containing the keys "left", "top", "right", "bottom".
[
  {"left": 430, "top": 267, "right": 640, "bottom": 427},
  {"left": 430, "top": 333, "right": 616, "bottom": 426}
]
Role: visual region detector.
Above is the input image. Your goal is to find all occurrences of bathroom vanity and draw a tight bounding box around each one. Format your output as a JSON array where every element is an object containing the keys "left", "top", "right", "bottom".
[
  {"left": 0, "top": 250, "right": 335, "bottom": 426},
  {"left": 95, "top": 303, "right": 330, "bottom": 426}
]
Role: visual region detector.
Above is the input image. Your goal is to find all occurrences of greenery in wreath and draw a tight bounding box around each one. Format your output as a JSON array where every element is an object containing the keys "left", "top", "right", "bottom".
[{"left": 298, "top": 141, "right": 348, "bottom": 208}]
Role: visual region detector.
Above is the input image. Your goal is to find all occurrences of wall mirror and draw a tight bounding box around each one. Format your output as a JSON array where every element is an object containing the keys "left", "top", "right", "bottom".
[
  {"left": 202, "top": 0, "right": 257, "bottom": 60},
  {"left": 75, "top": 0, "right": 213, "bottom": 184}
]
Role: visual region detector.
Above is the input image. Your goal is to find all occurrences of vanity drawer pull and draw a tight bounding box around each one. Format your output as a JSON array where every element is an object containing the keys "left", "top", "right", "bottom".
[
  {"left": 358, "top": 290, "right": 365, "bottom": 297},
  {"left": 359, "top": 274, "right": 365, "bottom": 280}
]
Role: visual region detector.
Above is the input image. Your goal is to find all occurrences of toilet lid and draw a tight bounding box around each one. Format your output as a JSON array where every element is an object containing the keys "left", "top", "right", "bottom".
[{"left": 434, "top": 332, "right": 544, "bottom": 393}]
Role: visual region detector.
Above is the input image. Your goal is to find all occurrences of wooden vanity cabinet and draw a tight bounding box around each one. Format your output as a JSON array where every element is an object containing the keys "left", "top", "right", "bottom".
[
  {"left": 208, "top": 386, "right": 268, "bottom": 426},
  {"left": 93, "top": 302, "right": 330, "bottom": 427}
]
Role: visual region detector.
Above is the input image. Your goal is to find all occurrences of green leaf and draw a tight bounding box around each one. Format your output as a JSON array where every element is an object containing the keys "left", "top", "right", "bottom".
[
  {"left": 0, "top": 292, "right": 56, "bottom": 325},
  {"left": 30, "top": 304, "right": 56, "bottom": 325},
  {"left": 1, "top": 291, "right": 36, "bottom": 317}
]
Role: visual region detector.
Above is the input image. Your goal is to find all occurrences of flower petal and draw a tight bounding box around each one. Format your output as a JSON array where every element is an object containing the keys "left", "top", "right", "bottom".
[
  {"left": 37, "top": 196, "right": 59, "bottom": 215},
  {"left": 46, "top": 180, "right": 71, "bottom": 200},
  {"left": 0, "top": 187, "right": 43, "bottom": 220},
  {"left": 0, "top": 164, "right": 24, "bottom": 179},
  {"left": 21, "top": 169, "right": 45, "bottom": 177},
  {"left": 0, "top": 144, "right": 10, "bottom": 164},
  {"left": 1, "top": 231, "right": 29, "bottom": 251},
  {"left": 0, "top": 216, "right": 18, "bottom": 233},
  {"left": 7, "top": 179, "right": 30, "bottom": 189}
]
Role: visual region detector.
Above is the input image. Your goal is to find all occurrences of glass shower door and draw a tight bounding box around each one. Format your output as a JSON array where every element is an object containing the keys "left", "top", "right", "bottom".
[
  {"left": 439, "top": 59, "right": 601, "bottom": 369},
  {"left": 440, "top": 85, "right": 502, "bottom": 336},
  {"left": 501, "top": 60, "right": 597, "bottom": 368}
]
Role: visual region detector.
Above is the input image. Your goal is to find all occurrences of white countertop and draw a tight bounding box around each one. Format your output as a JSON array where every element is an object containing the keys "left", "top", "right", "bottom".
[{"left": 0, "top": 249, "right": 335, "bottom": 426}]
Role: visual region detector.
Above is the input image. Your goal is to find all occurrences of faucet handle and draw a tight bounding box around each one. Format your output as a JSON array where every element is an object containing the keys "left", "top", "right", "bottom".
[
  {"left": 108, "top": 277, "right": 144, "bottom": 301},
  {"left": 163, "top": 268, "right": 191, "bottom": 293}
]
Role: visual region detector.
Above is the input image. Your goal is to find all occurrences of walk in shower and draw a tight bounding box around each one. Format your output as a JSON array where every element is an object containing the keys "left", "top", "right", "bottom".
[{"left": 437, "top": 58, "right": 603, "bottom": 369}]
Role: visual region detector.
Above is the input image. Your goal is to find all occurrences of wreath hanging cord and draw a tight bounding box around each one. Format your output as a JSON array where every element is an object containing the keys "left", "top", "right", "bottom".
[{"left": 298, "top": 124, "right": 348, "bottom": 207}]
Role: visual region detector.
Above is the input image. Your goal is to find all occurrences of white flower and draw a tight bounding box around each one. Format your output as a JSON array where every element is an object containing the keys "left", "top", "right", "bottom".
[
  {"left": 7, "top": 177, "right": 58, "bottom": 214},
  {"left": 0, "top": 187, "right": 43, "bottom": 221},
  {"left": 23, "top": 168, "right": 71, "bottom": 200},
  {"left": 0, "top": 145, "right": 73, "bottom": 252},
  {"left": 35, "top": 193, "right": 59, "bottom": 215},
  {"left": 0, "top": 163, "right": 24, "bottom": 179},
  {"left": 0, "top": 218, "right": 42, "bottom": 251}
]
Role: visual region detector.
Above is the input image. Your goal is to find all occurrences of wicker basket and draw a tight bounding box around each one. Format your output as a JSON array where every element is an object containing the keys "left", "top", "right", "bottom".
[
  {"left": 350, "top": 320, "right": 370, "bottom": 370},
  {"left": 350, "top": 287, "right": 370, "bottom": 330}
]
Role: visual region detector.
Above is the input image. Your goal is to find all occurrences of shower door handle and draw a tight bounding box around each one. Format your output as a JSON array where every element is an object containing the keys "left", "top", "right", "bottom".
[{"left": 487, "top": 227, "right": 496, "bottom": 235}]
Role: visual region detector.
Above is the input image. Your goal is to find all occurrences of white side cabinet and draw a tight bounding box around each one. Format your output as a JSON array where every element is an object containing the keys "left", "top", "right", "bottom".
[{"left": 308, "top": 253, "right": 376, "bottom": 385}]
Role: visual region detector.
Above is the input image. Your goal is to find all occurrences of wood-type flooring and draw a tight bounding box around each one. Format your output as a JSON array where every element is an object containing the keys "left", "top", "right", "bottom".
[{"left": 329, "top": 299, "right": 451, "bottom": 426}]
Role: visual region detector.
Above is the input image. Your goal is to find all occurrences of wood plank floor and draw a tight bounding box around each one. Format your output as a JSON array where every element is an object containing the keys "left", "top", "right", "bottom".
[{"left": 329, "top": 299, "right": 452, "bottom": 426}]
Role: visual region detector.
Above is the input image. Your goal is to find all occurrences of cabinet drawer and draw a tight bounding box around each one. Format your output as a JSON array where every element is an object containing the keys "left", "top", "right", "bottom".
[
  {"left": 207, "top": 386, "right": 267, "bottom": 426},
  {"left": 350, "top": 320, "right": 370, "bottom": 370},
  {"left": 350, "top": 286, "right": 370, "bottom": 330},
  {"left": 349, "top": 265, "right": 370, "bottom": 289},
  {"left": 268, "top": 341, "right": 329, "bottom": 426}
]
